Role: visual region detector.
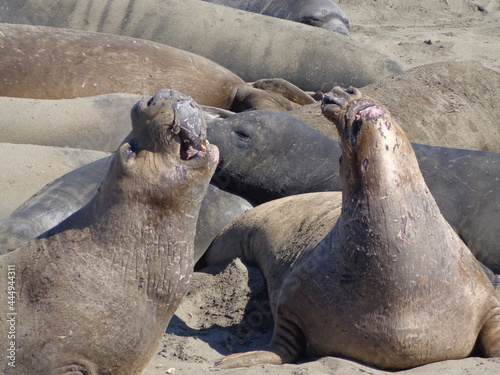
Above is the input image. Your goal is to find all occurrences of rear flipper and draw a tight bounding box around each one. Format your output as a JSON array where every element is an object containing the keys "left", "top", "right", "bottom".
[{"left": 478, "top": 309, "right": 500, "bottom": 357}]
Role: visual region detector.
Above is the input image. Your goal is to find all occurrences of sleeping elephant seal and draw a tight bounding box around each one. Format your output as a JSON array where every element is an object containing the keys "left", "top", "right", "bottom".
[
  {"left": 0, "top": 143, "right": 110, "bottom": 220},
  {"left": 0, "top": 89, "right": 219, "bottom": 374},
  {"left": 0, "top": 0, "right": 402, "bottom": 92},
  {"left": 0, "top": 94, "right": 250, "bottom": 153},
  {"left": 208, "top": 110, "right": 343, "bottom": 202},
  {"left": 203, "top": 87, "right": 500, "bottom": 369},
  {"left": 0, "top": 94, "right": 143, "bottom": 152},
  {"left": 0, "top": 23, "right": 314, "bottom": 111},
  {"left": 203, "top": 0, "right": 350, "bottom": 35},
  {"left": 289, "top": 61, "right": 500, "bottom": 153}
]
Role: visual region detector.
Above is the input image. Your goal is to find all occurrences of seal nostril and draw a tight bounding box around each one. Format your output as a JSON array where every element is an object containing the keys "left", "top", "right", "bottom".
[
  {"left": 322, "top": 94, "right": 345, "bottom": 108},
  {"left": 346, "top": 87, "right": 356, "bottom": 95}
]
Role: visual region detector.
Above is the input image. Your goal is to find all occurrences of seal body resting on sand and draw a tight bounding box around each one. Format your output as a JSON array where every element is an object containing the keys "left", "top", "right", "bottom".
[
  {"left": 204, "top": 87, "right": 500, "bottom": 369},
  {"left": 203, "top": 0, "right": 350, "bottom": 35},
  {"left": 0, "top": 23, "right": 314, "bottom": 111},
  {"left": 0, "top": 89, "right": 219, "bottom": 374},
  {"left": 0, "top": 0, "right": 402, "bottom": 91}
]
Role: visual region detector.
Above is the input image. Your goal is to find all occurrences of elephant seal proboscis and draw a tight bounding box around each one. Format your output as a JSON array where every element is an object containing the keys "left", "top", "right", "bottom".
[
  {"left": 203, "top": 0, "right": 350, "bottom": 35},
  {"left": 203, "top": 87, "right": 500, "bottom": 369},
  {"left": 0, "top": 89, "right": 219, "bottom": 374},
  {"left": 0, "top": 23, "right": 314, "bottom": 111}
]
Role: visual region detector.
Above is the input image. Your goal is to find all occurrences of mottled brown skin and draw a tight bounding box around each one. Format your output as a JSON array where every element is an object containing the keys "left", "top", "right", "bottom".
[
  {"left": 0, "top": 89, "right": 219, "bottom": 374},
  {"left": 0, "top": 23, "right": 314, "bottom": 111},
  {"left": 205, "top": 87, "right": 500, "bottom": 369}
]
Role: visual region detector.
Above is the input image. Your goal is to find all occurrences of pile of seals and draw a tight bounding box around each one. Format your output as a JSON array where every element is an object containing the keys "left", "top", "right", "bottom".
[
  {"left": 203, "top": 87, "right": 500, "bottom": 369},
  {"left": 0, "top": 1, "right": 499, "bottom": 374}
]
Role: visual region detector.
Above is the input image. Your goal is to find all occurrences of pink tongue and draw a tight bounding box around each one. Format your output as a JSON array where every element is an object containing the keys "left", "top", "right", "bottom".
[{"left": 186, "top": 149, "right": 199, "bottom": 160}]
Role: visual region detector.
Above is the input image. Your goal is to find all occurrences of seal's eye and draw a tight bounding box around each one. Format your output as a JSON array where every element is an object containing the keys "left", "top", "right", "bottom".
[
  {"left": 301, "top": 16, "right": 323, "bottom": 27},
  {"left": 235, "top": 130, "right": 249, "bottom": 139}
]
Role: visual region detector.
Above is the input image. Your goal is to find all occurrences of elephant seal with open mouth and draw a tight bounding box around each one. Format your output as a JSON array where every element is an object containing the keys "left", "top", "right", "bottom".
[{"left": 0, "top": 89, "right": 219, "bottom": 374}]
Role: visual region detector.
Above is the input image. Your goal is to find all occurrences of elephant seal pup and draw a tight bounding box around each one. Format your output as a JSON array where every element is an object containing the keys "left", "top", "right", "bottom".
[
  {"left": 0, "top": 23, "right": 313, "bottom": 111},
  {"left": 0, "top": 89, "right": 219, "bottom": 374},
  {"left": 203, "top": 87, "right": 500, "bottom": 369},
  {"left": 203, "top": 0, "right": 350, "bottom": 35}
]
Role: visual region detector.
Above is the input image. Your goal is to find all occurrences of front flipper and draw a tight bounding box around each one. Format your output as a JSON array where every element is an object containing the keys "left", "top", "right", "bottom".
[
  {"left": 216, "top": 309, "right": 306, "bottom": 368},
  {"left": 230, "top": 79, "right": 315, "bottom": 112}
]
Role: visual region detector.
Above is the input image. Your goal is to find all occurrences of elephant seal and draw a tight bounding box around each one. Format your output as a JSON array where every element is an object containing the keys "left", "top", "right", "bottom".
[
  {"left": 0, "top": 0, "right": 403, "bottom": 91},
  {"left": 0, "top": 94, "right": 143, "bottom": 152},
  {"left": 290, "top": 61, "right": 500, "bottom": 153},
  {"left": 0, "top": 94, "right": 243, "bottom": 153},
  {"left": 203, "top": 0, "right": 350, "bottom": 35},
  {"left": 0, "top": 155, "right": 252, "bottom": 261},
  {"left": 0, "top": 89, "right": 219, "bottom": 374},
  {"left": 205, "top": 109, "right": 500, "bottom": 273},
  {"left": 208, "top": 110, "right": 342, "bottom": 202},
  {"left": 0, "top": 23, "right": 314, "bottom": 111},
  {"left": 362, "top": 61, "right": 500, "bottom": 153},
  {"left": 203, "top": 87, "right": 500, "bottom": 369},
  {"left": 0, "top": 143, "right": 109, "bottom": 220}
]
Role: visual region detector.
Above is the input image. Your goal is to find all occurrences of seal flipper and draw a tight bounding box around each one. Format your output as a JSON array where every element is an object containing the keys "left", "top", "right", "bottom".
[
  {"left": 216, "top": 349, "right": 283, "bottom": 369},
  {"left": 216, "top": 303, "right": 305, "bottom": 368},
  {"left": 478, "top": 308, "right": 500, "bottom": 357}
]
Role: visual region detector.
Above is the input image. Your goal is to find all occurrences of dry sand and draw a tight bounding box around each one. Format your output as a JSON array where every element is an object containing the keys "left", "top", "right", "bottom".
[{"left": 145, "top": 1, "right": 500, "bottom": 374}]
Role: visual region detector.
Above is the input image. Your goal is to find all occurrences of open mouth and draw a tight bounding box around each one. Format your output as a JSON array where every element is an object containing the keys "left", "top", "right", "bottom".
[
  {"left": 179, "top": 136, "right": 209, "bottom": 161},
  {"left": 173, "top": 99, "right": 210, "bottom": 162},
  {"left": 133, "top": 89, "right": 218, "bottom": 165}
]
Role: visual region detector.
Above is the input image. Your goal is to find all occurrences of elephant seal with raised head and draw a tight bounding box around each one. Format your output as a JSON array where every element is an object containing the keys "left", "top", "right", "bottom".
[
  {"left": 0, "top": 89, "right": 219, "bottom": 374},
  {"left": 203, "top": 87, "right": 500, "bottom": 369},
  {"left": 205, "top": 109, "right": 500, "bottom": 273}
]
